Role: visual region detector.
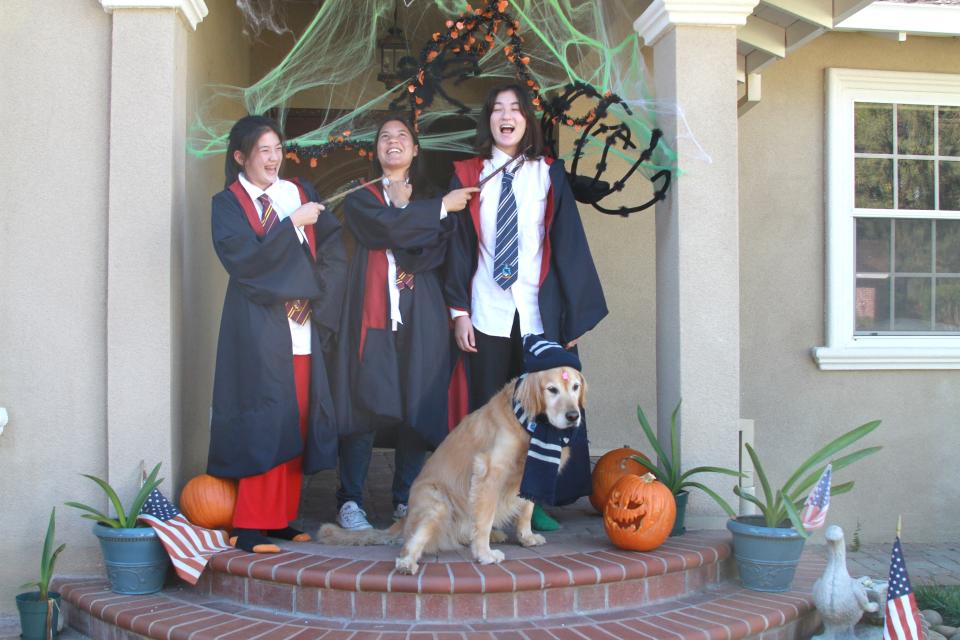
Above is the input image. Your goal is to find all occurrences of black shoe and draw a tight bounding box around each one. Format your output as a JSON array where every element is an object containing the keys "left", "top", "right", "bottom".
[
  {"left": 265, "top": 526, "right": 311, "bottom": 542},
  {"left": 229, "top": 528, "right": 281, "bottom": 554}
]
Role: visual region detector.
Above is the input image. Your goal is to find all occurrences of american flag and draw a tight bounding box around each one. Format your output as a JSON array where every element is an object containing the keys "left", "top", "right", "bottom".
[
  {"left": 138, "top": 488, "right": 232, "bottom": 585},
  {"left": 800, "top": 463, "right": 831, "bottom": 530},
  {"left": 883, "top": 537, "right": 923, "bottom": 640}
]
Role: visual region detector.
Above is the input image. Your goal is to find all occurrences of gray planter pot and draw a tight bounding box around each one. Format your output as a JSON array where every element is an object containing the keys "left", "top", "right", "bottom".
[
  {"left": 670, "top": 490, "right": 688, "bottom": 536},
  {"left": 15, "top": 591, "right": 61, "bottom": 640},
  {"left": 92, "top": 524, "right": 169, "bottom": 594},
  {"left": 726, "top": 515, "right": 806, "bottom": 592}
]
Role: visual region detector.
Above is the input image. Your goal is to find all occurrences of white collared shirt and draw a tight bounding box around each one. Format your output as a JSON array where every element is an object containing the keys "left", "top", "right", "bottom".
[
  {"left": 452, "top": 147, "right": 548, "bottom": 337},
  {"left": 238, "top": 173, "right": 311, "bottom": 355},
  {"left": 380, "top": 179, "right": 447, "bottom": 331}
]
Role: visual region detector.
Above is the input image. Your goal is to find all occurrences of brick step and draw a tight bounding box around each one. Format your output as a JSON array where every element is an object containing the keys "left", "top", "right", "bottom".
[
  {"left": 190, "top": 532, "right": 733, "bottom": 621},
  {"left": 58, "top": 572, "right": 822, "bottom": 640}
]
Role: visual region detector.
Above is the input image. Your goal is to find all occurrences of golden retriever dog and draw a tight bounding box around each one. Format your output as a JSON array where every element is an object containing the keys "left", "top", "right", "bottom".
[{"left": 317, "top": 366, "right": 585, "bottom": 574}]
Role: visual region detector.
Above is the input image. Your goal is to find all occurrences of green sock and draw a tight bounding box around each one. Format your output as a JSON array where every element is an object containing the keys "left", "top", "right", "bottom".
[{"left": 532, "top": 504, "right": 560, "bottom": 532}]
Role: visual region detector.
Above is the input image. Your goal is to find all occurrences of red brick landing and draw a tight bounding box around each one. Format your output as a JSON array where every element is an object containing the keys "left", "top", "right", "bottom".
[{"left": 55, "top": 530, "right": 826, "bottom": 639}]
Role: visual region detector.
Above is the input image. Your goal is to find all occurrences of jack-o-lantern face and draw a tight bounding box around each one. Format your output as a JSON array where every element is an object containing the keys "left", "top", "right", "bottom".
[{"left": 603, "top": 473, "right": 676, "bottom": 551}]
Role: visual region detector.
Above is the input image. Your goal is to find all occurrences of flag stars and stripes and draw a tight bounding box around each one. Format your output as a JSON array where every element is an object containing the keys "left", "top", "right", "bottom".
[
  {"left": 138, "top": 488, "right": 232, "bottom": 585},
  {"left": 800, "top": 463, "right": 832, "bottom": 531},
  {"left": 883, "top": 537, "right": 922, "bottom": 640}
]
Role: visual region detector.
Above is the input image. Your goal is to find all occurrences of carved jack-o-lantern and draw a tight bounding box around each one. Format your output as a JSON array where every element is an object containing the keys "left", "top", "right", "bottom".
[
  {"left": 603, "top": 473, "right": 676, "bottom": 551},
  {"left": 590, "top": 447, "right": 650, "bottom": 513}
]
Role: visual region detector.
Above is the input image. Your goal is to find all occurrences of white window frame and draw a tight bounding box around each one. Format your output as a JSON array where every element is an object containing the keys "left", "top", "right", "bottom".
[{"left": 813, "top": 68, "right": 960, "bottom": 370}]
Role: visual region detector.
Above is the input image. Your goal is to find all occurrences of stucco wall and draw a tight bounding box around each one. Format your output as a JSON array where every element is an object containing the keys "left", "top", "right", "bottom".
[
  {"left": 0, "top": 0, "right": 111, "bottom": 615},
  {"left": 739, "top": 32, "right": 960, "bottom": 543},
  {"left": 178, "top": 0, "right": 251, "bottom": 484}
]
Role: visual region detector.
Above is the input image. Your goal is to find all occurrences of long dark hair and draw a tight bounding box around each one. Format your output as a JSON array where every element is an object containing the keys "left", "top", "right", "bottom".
[
  {"left": 224, "top": 115, "right": 284, "bottom": 188},
  {"left": 370, "top": 114, "right": 437, "bottom": 199},
  {"left": 474, "top": 83, "right": 543, "bottom": 160}
]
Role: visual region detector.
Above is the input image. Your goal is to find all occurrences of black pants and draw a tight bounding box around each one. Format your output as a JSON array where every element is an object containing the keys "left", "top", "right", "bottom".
[{"left": 467, "top": 314, "right": 524, "bottom": 411}]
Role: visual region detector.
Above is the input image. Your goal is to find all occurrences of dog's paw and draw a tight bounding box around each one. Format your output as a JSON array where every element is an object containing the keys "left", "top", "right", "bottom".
[
  {"left": 519, "top": 533, "right": 546, "bottom": 547},
  {"left": 395, "top": 555, "right": 419, "bottom": 575},
  {"left": 475, "top": 549, "right": 505, "bottom": 565},
  {"left": 489, "top": 529, "right": 508, "bottom": 544}
]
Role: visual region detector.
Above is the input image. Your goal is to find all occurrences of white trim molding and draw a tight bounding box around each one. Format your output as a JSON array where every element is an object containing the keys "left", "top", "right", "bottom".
[
  {"left": 634, "top": 0, "right": 760, "bottom": 46},
  {"left": 835, "top": 1, "right": 960, "bottom": 37},
  {"left": 100, "top": 0, "right": 208, "bottom": 30},
  {"left": 816, "top": 67, "right": 960, "bottom": 371}
]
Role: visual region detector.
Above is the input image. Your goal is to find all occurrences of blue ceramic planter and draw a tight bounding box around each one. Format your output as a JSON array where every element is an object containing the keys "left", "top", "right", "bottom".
[
  {"left": 15, "top": 591, "right": 61, "bottom": 639},
  {"left": 726, "top": 516, "right": 806, "bottom": 592},
  {"left": 92, "top": 524, "right": 169, "bottom": 594},
  {"left": 670, "top": 490, "right": 688, "bottom": 536}
]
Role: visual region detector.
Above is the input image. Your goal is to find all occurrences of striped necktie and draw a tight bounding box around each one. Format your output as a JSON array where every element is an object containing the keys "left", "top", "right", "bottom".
[
  {"left": 258, "top": 193, "right": 312, "bottom": 325},
  {"left": 396, "top": 269, "right": 415, "bottom": 290},
  {"left": 493, "top": 167, "right": 519, "bottom": 290}
]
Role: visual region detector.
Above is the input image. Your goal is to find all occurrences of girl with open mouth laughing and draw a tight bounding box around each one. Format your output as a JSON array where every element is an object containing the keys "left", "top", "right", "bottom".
[
  {"left": 330, "top": 114, "right": 478, "bottom": 531},
  {"left": 445, "top": 83, "right": 609, "bottom": 531}
]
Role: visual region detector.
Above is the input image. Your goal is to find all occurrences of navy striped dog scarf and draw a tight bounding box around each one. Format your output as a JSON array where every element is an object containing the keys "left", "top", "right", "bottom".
[{"left": 513, "top": 374, "right": 577, "bottom": 505}]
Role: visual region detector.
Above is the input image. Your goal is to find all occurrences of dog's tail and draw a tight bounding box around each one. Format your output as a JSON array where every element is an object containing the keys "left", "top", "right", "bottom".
[{"left": 316, "top": 519, "right": 404, "bottom": 546}]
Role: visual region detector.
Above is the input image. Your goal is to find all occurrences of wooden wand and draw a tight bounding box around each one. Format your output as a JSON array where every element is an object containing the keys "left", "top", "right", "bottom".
[{"left": 476, "top": 146, "right": 531, "bottom": 190}]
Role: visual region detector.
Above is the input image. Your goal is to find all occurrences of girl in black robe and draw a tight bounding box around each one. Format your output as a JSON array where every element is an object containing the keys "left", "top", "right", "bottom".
[
  {"left": 209, "top": 116, "right": 347, "bottom": 553},
  {"left": 330, "top": 115, "right": 477, "bottom": 529},
  {"left": 444, "top": 83, "right": 609, "bottom": 530}
]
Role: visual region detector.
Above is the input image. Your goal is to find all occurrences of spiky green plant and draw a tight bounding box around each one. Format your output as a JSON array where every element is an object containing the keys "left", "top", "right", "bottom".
[
  {"left": 734, "top": 420, "right": 882, "bottom": 537},
  {"left": 20, "top": 507, "right": 66, "bottom": 601},
  {"left": 65, "top": 462, "right": 163, "bottom": 528},
  {"left": 634, "top": 403, "right": 743, "bottom": 517},
  {"left": 915, "top": 585, "right": 960, "bottom": 626}
]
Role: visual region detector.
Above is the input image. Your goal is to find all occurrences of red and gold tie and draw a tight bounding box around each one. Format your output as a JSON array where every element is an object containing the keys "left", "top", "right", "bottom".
[
  {"left": 258, "top": 194, "right": 312, "bottom": 325},
  {"left": 396, "top": 269, "right": 415, "bottom": 291}
]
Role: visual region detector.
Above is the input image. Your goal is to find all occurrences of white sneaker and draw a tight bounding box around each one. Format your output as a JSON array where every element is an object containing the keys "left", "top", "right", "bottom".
[
  {"left": 393, "top": 504, "right": 408, "bottom": 520},
  {"left": 337, "top": 501, "right": 373, "bottom": 530}
]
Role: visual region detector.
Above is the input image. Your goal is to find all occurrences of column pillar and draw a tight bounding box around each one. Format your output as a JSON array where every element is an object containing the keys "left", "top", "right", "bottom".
[
  {"left": 635, "top": 0, "right": 756, "bottom": 527},
  {"left": 99, "top": 0, "right": 207, "bottom": 498}
]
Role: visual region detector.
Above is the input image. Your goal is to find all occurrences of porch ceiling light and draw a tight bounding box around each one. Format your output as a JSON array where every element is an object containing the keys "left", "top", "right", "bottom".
[{"left": 377, "top": 0, "right": 414, "bottom": 90}]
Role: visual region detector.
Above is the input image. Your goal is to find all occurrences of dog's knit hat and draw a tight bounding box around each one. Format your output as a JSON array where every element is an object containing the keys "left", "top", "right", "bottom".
[{"left": 522, "top": 334, "right": 582, "bottom": 373}]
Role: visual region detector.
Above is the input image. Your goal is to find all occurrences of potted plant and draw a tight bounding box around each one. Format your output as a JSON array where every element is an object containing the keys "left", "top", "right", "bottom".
[
  {"left": 728, "top": 420, "right": 882, "bottom": 592},
  {"left": 65, "top": 462, "right": 169, "bottom": 594},
  {"left": 634, "top": 402, "right": 742, "bottom": 536},
  {"left": 16, "top": 508, "right": 65, "bottom": 640}
]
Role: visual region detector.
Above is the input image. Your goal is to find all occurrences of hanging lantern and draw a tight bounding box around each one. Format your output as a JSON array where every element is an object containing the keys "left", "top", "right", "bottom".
[{"left": 377, "top": 0, "right": 411, "bottom": 89}]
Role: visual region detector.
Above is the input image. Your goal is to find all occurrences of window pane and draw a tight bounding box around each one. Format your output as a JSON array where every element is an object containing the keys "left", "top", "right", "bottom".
[
  {"left": 898, "top": 159, "right": 935, "bottom": 210},
  {"left": 893, "top": 276, "right": 932, "bottom": 330},
  {"left": 940, "top": 106, "right": 960, "bottom": 157},
  {"left": 941, "top": 160, "right": 960, "bottom": 211},
  {"left": 855, "top": 102, "right": 893, "bottom": 153},
  {"left": 897, "top": 104, "right": 935, "bottom": 156},
  {"left": 937, "top": 219, "right": 960, "bottom": 273},
  {"left": 895, "top": 219, "right": 932, "bottom": 272},
  {"left": 856, "top": 218, "right": 890, "bottom": 272},
  {"left": 856, "top": 277, "right": 890, "bottom": 331},
  {"left": 936, "top": 278, "right": 960, "bottom": 331},
  {"left": 856, "top": 158, "right": 893, "bottom": 208}
]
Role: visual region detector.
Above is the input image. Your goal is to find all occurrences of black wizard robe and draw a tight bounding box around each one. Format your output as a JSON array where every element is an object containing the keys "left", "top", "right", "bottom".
[
  {"left": 331, "top": 184, "right": 457, "bottom": 448},
  {"left": 209, "top": 178, "right": 347, "bottom": 478},
  {"left": 445, "top": 156, "right": 609, "bottom": 504}
]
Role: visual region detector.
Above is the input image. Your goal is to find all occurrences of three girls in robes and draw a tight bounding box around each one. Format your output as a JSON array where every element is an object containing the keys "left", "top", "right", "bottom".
[{"left": 209, "top": 84, "right": 606, "bottom": 551}]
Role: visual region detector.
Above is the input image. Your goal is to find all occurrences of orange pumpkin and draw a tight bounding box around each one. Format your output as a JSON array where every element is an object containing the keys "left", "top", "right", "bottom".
[
  {"left": 179, "top": 474, "right": 237, "bottom": 530},
  {"left": 603, "top": 473, "right": 676, "bottom": 551},
  {"left": 590, "top": 447, "right": 651, "bottom": 512}
]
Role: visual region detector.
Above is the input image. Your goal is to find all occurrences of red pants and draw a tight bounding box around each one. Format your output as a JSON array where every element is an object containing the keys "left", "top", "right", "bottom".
[{"left": 232, "top": 354, "right": 310, "bottom": 530}]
